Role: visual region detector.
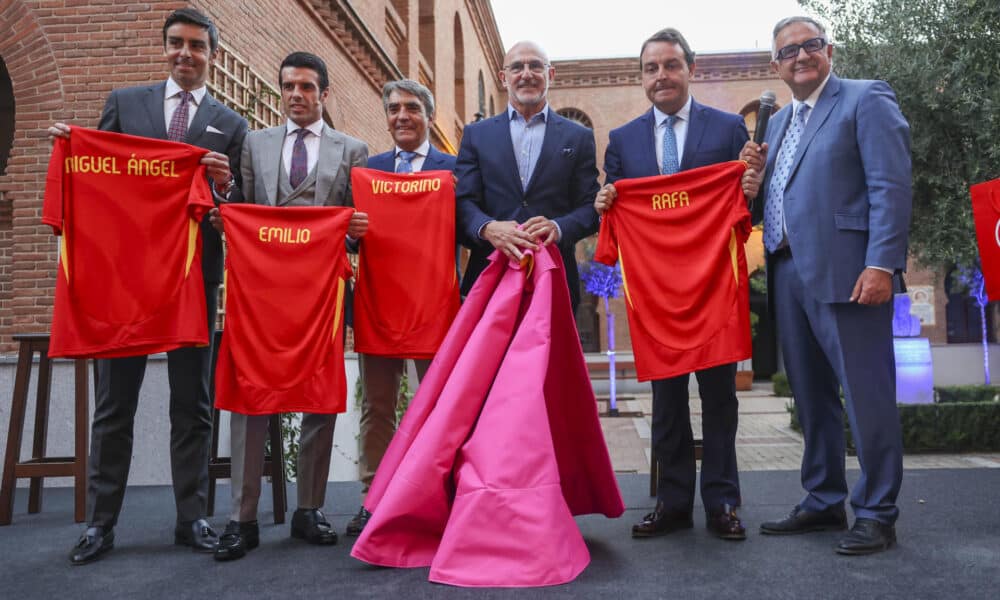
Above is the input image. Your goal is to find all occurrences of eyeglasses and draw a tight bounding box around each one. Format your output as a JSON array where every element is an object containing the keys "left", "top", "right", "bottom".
[
  {"left": 504, "top": 61, "right": 549, "bottom": 74},
  {"left": 774, "top": 37, "right": 828, "bottom": 61}
]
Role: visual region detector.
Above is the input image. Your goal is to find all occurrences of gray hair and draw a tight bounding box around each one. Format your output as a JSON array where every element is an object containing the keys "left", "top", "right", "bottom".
[
  {"left": 381, "top": 79, "right": 435, "bottom": 118},
  {"left": 771, "top": 16, "right": 829, "bottom": 58}
]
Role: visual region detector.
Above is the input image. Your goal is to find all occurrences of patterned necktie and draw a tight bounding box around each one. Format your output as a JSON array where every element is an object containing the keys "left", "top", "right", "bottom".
[
  {"left": 167, "top": 90, "right": 192, "bottom": 142},
  {"left": 661, "top": 114, "right": 680, "bottom": 175},
  {"left": 396, "top": 150, "right": 416, "bottom": 174},
  {"left": 763, "top": 103, "right": 811, "bottom": 253},
  {"left": 289, "top": 128, "right": 310, "bottom": 189}
]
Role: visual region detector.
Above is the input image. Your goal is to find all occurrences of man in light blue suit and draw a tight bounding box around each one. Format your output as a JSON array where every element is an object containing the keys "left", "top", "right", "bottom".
[
  {"left": 595, "top": 28, "right": 764, "bottom": 543},
  {"left": 753, "top": 16, "right": 912, "bottom": 555},
  {"left": 455, "top": 41, "right": 600, "bottom": 313}
]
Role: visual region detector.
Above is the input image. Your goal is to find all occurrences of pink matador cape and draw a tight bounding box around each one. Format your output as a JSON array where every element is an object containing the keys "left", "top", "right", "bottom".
[{"left": 350, "top": 244, "right": 625, "bottom": 587}]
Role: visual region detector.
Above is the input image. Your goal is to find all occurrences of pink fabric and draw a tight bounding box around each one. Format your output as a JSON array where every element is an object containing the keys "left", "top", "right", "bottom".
[{"left": 350, "top": 244, "right": 624, "bottom": 587}]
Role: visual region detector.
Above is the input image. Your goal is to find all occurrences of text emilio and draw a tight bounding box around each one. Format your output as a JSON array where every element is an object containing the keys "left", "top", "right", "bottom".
[{"left": 258, "top": 227, "right": 312, "bottom": 244}]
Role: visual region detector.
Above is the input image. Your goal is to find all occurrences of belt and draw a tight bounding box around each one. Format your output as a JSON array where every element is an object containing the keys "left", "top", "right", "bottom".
[{"left": 770, "top": 245, "right": 792, "bottom": 260}]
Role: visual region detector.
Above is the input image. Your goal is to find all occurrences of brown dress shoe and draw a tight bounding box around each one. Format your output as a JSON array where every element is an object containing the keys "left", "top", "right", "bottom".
[
  {"left": 706, "top": 504, "right": 747, "bottom": 540},
  {"left": 631, "top": 502, "right": 693, "bottom": 538}
]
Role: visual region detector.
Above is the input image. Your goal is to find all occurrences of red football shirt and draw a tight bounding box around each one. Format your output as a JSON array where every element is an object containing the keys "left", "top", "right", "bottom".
[
  {"left": 214, "top": 204, "right": 355, "bottom": 415},
  {"left": 970, "top": 178, "right": 1000, "bottom": 299},
  {"left": 351, "top": 167, "right": 460, "bottom": 358},
  {"left": 594, "top": 161, "right": 752, "bottom": 381},
  {"left": 42, "top": 126, "right": 214, "bottom": 358}
]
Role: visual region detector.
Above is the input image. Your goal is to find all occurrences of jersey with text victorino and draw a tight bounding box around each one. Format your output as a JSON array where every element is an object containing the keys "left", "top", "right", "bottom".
[
  {"left": 42, "top": 126, "right": 214, "bottom": 358},
  {"left": 351, "top": 167, "right": 460, "bottom": 358},
  {"left": 594, "top": 160, "right": 752, "bottom": 381},
  {"left": 970, "top": 178, "right": 1000, "bottom": 299},
  {"left": 215, "top": 204, "right": 354, "bottom": 415}
]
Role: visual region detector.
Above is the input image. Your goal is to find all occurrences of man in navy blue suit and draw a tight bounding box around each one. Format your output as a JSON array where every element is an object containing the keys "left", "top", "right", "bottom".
[
  {"left": 455, "top": 41, "right": 600, "bottom": 313},
  {"left": 753, "top": 16, "right": 911, "bottom": 555},
  {"left": 594, "top": 28, "right": 764, "bottom": 542},
  {"left": 345, "top": 79, "right": 457, "bottom": 537}
]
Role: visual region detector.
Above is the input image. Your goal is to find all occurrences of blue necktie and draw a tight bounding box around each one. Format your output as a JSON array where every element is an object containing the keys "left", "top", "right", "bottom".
[
  {"left": 288, "top": 128, "right": 310, "bottom": 189},
  {"left": 396, "top": 150, "right": 416, "bottom": 174},
  {"left": 661, "top": 115, "right": 679, "bottom": 175},
  {"left": 763, "top": 104, "right": 811, "bottom": 253}
]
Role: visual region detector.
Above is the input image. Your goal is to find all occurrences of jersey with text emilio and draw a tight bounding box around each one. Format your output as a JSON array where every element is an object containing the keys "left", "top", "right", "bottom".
[
  {"left": 215, "top": 204, "right": 354, "bottom": 415},
  {"left": 43, "top": 127, "right": 214, "bottom": 358},
  {"left": 595, "top": 160, "right": 752, "bottom": 381},
  {"left": 351, "top": 167, "right": 460, "bottom": 358}
]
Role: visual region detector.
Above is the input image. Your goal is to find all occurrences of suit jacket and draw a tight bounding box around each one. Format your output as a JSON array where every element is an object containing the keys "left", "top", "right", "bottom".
[
  {"left": 367, "top": 143, "right": 456, "bottom": 173},
  {"left": 98, "top": 82, "right": 248, "bottom": 284},
  {"left": 757, "top": 75, "right": 912, "bottom": 303},
  {"left": 455, "top": 109, "right": 600, "bottom": 307},
  {"left": 240, "top": 123, "right": 368, "bottom": 208},
  {"left": 604, "top": 100, "right": 748, "bottom": 182}
]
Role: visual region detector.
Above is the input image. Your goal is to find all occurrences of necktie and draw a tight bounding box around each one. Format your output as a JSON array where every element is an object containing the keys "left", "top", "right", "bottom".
[
  {"left": 167, "top": 90, "right": 192, "bottom": 142},
  {"left": 661, "top": 115, "right": 679, "bottom": 175},
  {"left": 396, "top": 150, "right": 416, "bottom": 174},
  {"left": 289, "top": 128, "right": 310, "bottom": 189},
  {"left": 763, "top": 103, "right": 811, "bottom": 253}
]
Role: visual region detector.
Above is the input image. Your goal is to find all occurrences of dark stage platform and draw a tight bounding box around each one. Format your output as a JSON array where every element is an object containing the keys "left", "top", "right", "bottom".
[{"left": 1, "top": 470, "right": 997, "bottom": 599}]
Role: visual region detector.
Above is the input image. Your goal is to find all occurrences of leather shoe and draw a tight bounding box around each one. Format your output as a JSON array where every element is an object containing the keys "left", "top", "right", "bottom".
[
  {"left": 345, "top": 506, "right": 371, "bottom": 537},
  {"left": 706, "top": 504, "right": 747, "bottom": 540},
  {"left": 291, "top": 508, "right": 338, "bottom": 545},
  {"left": 69, "top": 526, "right": 114, "bottom": 565},
  {"left": 174, "top": 518, "right": 219, "bottom": 552},
  {"left": 631, "top": 502, "right": 693, "bottom": 538},
  {"left": 760, "top": 504, "right": 847, "bottom": 535},
  {"left": 214, "top": 520, "right": 260, "bottom": 562},
  {"left": 836, "top": 518, "right": 896, "bottom": 555}
]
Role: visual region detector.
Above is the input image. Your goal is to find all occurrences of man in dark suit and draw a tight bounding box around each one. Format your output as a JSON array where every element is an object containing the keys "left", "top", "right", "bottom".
[
  {"left": 455, "top": 41, "right": 600, "bottom": 314},
  {"left": 753, "top": 16, "right": 911, "bottom": 555},
  {"left": 212, "top": 52, "right": 369, "bottom": 561},
  {"left": 594, "top": 28, "right": 764, "bottom": 541},
  {"left": 49, "top": 7, "right": 246, "bottom": 565},
  {"left": 345, "top": 79, "right": 456, "bottom": 538}
]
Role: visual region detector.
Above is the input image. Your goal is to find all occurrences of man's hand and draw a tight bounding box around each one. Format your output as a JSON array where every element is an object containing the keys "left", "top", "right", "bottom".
[
  {"left": 739, "top": 141, "right": 768, "bottom": 200},
  {"left": 594, "top": 183, "right": 618, "bottom": 215},
  {"left": 200, "top": 151, "right": 232, "bottom": 189},
  {"left": 521, "top": 215, "right": 560, "bottom": 245},
  {"left": 47, "top": 122, "right": 71, "bottom": 143},
  {"left": 850, "top": 268, "right": 893, "bottom": 305},
  {"left": 208, "top": 207, "right": 224, "bottom": 233},
  {"left": 482, "top": 220, "right": 539, "bottom": 261},
  {"left": 348, "top": 211, "right": 369, "bottom": 239}
]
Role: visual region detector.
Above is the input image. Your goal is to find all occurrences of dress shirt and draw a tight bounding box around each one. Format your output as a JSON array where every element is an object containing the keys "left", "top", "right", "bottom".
[
  {"left": 394, "top": 139, "right": 431, "bottom": 172},
  {"left": 653, "top": 96, "right": 692, "bottom": 171},
  {"left": 282, "top": 119, "right": 324, "bottom": 177},
  {"left": 509, "top": 103, "right": 548, "bottom": 191},
  {"left": 164, "top": 77, "right": 206, "bottom": 131}
]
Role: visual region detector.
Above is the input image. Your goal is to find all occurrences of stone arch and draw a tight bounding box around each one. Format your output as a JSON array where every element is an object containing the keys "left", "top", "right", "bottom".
[
  {"left": 418, "top": 0, "right": 435, "bottom": 93},
  {"left": 453, "top": 13, "right": 465, "bottom": 122},
  {"left": 556, "top": 107, "right": 594, "bottom": 129}
]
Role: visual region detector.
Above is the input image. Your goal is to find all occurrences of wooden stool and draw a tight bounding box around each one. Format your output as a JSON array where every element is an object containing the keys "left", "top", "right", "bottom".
[
  {"left": 648, "top": 439, "right": 703, "bottom": 497},
  {"left": 0, "top": 333, "right": 89, "bottom": 525}
]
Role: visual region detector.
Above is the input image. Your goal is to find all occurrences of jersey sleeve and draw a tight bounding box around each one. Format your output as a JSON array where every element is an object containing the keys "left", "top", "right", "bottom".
[
  {"left": 42, "top": 136, "right": 67, "bottom": 235},
  {"left": 186, "top": 163, "right": 215, "bottom": 222},
  {"left": 593, "top": 213, "right": 619, "bottom": 266}
]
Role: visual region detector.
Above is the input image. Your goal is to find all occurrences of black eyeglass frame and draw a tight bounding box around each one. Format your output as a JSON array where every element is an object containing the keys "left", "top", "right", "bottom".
[{"left": 774, "top": 37, "right": 828, "bottom": 61}]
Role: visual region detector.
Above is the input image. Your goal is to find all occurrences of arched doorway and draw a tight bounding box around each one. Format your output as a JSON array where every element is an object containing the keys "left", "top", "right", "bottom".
[{"left": 0, "top": 56, "right": 13, "bottom": 176}]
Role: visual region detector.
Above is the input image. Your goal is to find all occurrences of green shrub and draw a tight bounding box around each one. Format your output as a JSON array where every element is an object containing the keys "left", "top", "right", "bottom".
[
  {"left": 772, "top": 372, "right": 791, "bottom": 397},
  {"left": 935, "top": 385, "right": 998, "bottom": 404}
]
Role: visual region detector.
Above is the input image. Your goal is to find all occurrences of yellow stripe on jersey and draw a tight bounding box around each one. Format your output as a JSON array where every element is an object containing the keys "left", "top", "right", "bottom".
[
  {"left": 60, "top": 231, "right": 70, "bottom": 282},
  {"left": 185, "top": 218, "right": 198, "bottom": 277},
  {"left": 618, "top": 245, "right": 634, "bottom": 311},
  {"left": 331, "top": 277, "right": 346, "bottom": 342},
  {"left": 729, "top": 228, "right": 739, "bottom": 284}
]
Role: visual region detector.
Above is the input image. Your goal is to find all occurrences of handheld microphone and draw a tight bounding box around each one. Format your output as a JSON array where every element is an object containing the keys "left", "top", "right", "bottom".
[{"left": 753, "top": 90, "right": 777, "bottom": 145}]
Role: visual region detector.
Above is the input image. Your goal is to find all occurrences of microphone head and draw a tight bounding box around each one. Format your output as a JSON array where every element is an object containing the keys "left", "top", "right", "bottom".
[{"left": 759, "top": 90, "right": 777, "bottom": 108}]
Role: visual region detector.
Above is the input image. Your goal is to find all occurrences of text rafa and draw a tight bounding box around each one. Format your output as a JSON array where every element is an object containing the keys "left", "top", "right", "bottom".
[
  {"left": 370, "top": 177, "right": 442, "bottom": 194},
  {"left": 258, "top": 226, "right": 312, "bottom": 244},
  {"left": 64, "top": 154, "right": 180, "bottom": 178},
  {"left": 651, "top": 190, "right": 690, "bottom": 210}
]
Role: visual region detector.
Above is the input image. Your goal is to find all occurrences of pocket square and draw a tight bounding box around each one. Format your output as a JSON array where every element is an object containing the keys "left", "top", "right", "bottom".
[
  {"left": 206, "top": 125, "right": 224, "bottom": 135},
  {"left": 561, "top": 147, "right": 574, "bottom": 157}
]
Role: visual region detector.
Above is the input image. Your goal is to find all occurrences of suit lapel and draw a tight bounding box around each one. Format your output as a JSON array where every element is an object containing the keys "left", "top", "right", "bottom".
[
  {"left": 525, "top": 110, "right": 560, "bottom": 195},
  {"left": 787, "top": 75, "right": 841, "bottom": 183},
  {"left": 423, "top": 146, "right": 446, "bottom": 170},
  {"left": 315, "top": 125, "right": 345, "bottom": 205},
  {"left": 763, "top": 107, "right": 792, "bottom": 182},
  {"left": 494, "top": 112, "right": 523, "bottom": 196},
  {"left": 680, "top": 100, "right": 707, "bottom": 172},
  {"left": 637, "top": 109, "right": 659, "bottom": 176},
  {"left": 185, "top": 94, "right": 216, "bottom": 146},
  {"left": 262, "top": 126, "right": 286, "bottom": 206},
  {"left": 144, "top": 84, "right": 168, "bottom": 140}
]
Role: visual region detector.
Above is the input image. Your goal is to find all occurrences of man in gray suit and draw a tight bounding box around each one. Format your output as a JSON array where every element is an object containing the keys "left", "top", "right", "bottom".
[
  {"left": 50, "top": 7, "right": 246, "bottom": 566},
  {"left": 212, "top": 51, "right": 369, "bottom": 562}
]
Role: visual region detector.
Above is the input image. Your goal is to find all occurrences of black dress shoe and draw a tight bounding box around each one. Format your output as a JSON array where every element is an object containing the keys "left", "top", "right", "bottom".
[
  {"left": 706, "top": 504, "right": 747, "bottom": 541},
  {"left": 291, "top": 508, "right": 338, "bottom": 545},
  {"left": 69, "top": 526, "right": 114, "bottom": 565},
  {"left": 631, "top": 502, "right": 693, "bottom": 538},
  {"left": 174, "top": 518, "right": 219, "bottom": 552},
  {"left": 836, "top": 518, "right": 896, "bottom": 555},
  {"left": 345, "top": 506, "right": 371, "bottom": 537},
  {"left": 214, "top": 520, "right": 260, "bottom": 562},
  {"left": 759, "top": 504, "right": 847, "bottom": 535}
]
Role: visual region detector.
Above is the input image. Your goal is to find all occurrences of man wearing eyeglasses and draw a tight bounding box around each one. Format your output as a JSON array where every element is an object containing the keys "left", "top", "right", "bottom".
[
  {"left": 593, "top": 27, "right": 764, "bottom": 544},
  {"left": 750, "top": 16, "right": 911, "bottom": 555},
  {"left": 455, "top": 41, "right": 600, "bottom": 314}
]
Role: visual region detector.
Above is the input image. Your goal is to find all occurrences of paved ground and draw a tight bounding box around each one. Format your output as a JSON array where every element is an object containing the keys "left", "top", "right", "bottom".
[{"left": 598, "top": 382, "right": 1000, "bottom": 473}]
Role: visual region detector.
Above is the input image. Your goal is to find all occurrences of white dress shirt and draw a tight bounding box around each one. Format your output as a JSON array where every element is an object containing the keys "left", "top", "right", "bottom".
[
  {"left": 282, "top": 118, "right": 324, "bottom": 177},
  {"left": 653, "top": 95, "right": 692, "bottom": 172},
  {"left": 164, "top": 77, "right": 206, "bottom": 131},
  {"left": 394, "top": 139, "right": 431, "bottom": 172}
]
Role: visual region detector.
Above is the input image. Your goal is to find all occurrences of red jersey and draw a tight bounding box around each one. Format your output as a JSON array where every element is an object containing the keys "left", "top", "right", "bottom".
[
  {"left": 594, "top": 161, "right": 752, "bottom": 381},
  {"left": 970, "top": 178, "right": 1000, "bottom": 299},
  {"left": 42, "top": 126, "right": 214, "bottom": 358},
  {"left": 351, "top": 167, "right": 460, "bottom": 358},
  {"left": 215, "top": 204, "right": 354, "bottom": 415}
]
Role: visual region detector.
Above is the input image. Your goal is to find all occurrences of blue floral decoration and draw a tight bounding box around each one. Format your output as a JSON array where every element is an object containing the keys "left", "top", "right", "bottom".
[{"left": 581, "top": 261, "right": 622, "bottom": 299}]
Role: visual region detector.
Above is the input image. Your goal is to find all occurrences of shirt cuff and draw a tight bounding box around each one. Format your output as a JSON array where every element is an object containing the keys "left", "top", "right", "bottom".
[
  {"left": 866, "top": 265, "right": 893, "bottom": 274},
  {"left": 553, "top": 220, "right": 562, "bottom": 242},
  {"left": 477, "top": 220, "right": 494, "bottom": 240}
]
